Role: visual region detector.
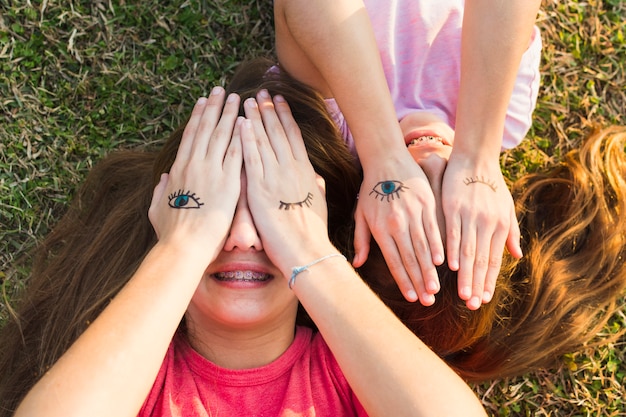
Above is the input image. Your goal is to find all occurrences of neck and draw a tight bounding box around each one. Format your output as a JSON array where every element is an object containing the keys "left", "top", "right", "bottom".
[{"left": 184, "top": 318, "right": 298, "bottom": 369}]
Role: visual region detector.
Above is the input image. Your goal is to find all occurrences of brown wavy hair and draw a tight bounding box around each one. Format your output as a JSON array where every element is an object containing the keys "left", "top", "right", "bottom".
[
  {"left": 1, "top": 58, "right": 625, "bottom": 413},
  {"left": 363, "top": 125, "right": 626, "bottom": 381}
]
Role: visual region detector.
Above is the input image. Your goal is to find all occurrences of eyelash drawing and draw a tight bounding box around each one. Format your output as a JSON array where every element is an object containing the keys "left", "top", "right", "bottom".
[
  {"left": 369, "top": 180, "right": 407, "bottom": 202},
  {"left": 168, "top": 189, "right": 204, "bottom": 209},
  {"left": 279, "top": 192, "right": 314, "bottom": 210},
  {"left": 463, "top": 176, "right": 498, "bottom": 192}
]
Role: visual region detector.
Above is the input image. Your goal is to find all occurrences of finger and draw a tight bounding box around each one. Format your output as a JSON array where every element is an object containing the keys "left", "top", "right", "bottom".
[
  {"left": 445, "top": 210, "right": 462, "bottom": 271},
  {"left": 255, "top": 90, "right": 294, "bottom": 162},
  {"left": 174, "top": 96, "right": 211, "bottom": 165},
  {"left": 404, "top": 227, "right": 437, "bottom": 306},
  {"left": 204, "top": 93, "right": 241, "bottom": 162},
  {"left": 224, "top": 117, "right": 244, "bottom": 176},
  {"left": 456, "top": 220, "right": 475, "bottom": 303},
  {"left": 148, "top": 173, "right": 169, "bottom": 239},
  {"left": 244, "top": 98, "right": 278, "bottom": 167},
  {"left": 467, "top": 224, "right": 492, "bottom": 310},
  {"left": 273, "top": 95, "right": 308, "bottom": 161},
  {"left": 241, "top": 118, "right": 264, "bottom": 181},
  {"left": 377, "top": 234, "right": 418, "bottom": 302},
  {"left": 482, "top": 226, "right": 506, "bottom": 304},
  {"left": 422, "top": 201, "right": 445, "bottom": 266},
  {"left": 407, "top": 214, "right": 439, "bottom": 294},
  {"left": 352, "top": 204, "right": 371, "bottom": 267},
  {"left": 186, "top": 87, "right": 227, "bottom": 161},
  {"left": 506, "top": 205, "right": 523, "bottom": 259}
]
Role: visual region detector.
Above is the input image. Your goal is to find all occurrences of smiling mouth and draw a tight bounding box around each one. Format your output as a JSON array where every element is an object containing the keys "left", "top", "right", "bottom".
[
  {"left": 213, "top": 271, "right": 273, "bottom": 282},
  {"left": 408, "top": 135, "right": 444, "bottom": 147}
]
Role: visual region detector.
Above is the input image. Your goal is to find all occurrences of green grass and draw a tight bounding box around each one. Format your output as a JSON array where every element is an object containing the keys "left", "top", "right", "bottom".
[{"left": 1, "top": 0, "right": 625, "bottom": 415}]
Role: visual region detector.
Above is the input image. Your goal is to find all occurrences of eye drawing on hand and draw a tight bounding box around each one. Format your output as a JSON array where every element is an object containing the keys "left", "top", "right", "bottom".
[
  {"left": 279, "top": 192, "right": 314, "bottom": 210},
  {"left": 168, "top": 189, "right": 204, "bottom": 209},
  {"left": 463, "top": 176, "right": 498, "bottom": 192},
  {"left": 369, "top": 180, "right": 407, "bottom": 202}
]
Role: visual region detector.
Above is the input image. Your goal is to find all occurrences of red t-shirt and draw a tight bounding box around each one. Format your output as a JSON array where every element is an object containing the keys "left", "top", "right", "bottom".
[{"left": 140, "top": 326, "right": 368, "bottom": 416}]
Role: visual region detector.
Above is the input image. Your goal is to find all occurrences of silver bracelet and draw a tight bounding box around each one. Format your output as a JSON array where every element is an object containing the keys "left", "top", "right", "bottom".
[{"left": 288, "top": 253, "right": 347, "bottom": 289}]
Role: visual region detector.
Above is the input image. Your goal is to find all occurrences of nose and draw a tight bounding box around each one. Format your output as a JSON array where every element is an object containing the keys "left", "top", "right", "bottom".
[{"left": 222, "top": 178, "right": 263, "bottom": 252}]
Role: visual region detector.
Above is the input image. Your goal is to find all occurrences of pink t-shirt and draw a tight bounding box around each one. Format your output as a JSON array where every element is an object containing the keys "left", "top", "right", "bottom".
[
  {"left": 139, "top": 326, "right": 368, "bottom": 417},
  {"left": 328, "top": 0, "right": 542, "bottom": 155}
]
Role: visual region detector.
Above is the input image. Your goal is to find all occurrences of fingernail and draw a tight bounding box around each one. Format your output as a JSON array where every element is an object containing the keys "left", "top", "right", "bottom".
[
  {"left": 483, "top": 291, "right": 492, "bottom": 303},
  {"left": 196, "top": 97, "right": 207, "bottom": 105},
  {"left": 460, "top": 286, "right": 471, "bottom": 299},
  {"left": 433, "top": 254, "right": 444, "bottom": 265},
  {"left": 422, "top": 293, "right": 435, "bottom": 305},
  {"left": 258, "top": 89, "right": 270, "bottom": 99},
  {"left": 274, "top": 94, "right": 285, "bottom": 103},
  {"left": 427, "top": 281, "right": 439, "bottom": 293},
  {"left": 469, "top": 296, "right": 481, "bottom": 310},
  {"left": 211, "top": 86, "right": 224, "bottom": 95},
  {"left": 406, "top": 289, "right": 418, "bottom": 302},
  {"left": 227, "top": 93, "right": 239, "bottom": 103},
  {"left": 245, "top": 97, "right": 257, "bottom": 108}
]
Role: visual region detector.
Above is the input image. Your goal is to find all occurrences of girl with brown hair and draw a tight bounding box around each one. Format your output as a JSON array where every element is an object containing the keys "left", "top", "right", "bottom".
[{"left": 0, "top": 59, "right": 487, "bottom": 417}]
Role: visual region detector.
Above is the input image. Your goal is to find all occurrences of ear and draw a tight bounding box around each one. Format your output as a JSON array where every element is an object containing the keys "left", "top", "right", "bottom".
[{"left": 315, "top": 174, "right": 326, "bottom": 197}]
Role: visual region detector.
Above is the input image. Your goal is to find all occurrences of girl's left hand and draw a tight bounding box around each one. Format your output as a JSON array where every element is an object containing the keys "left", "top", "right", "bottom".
[
  {"left": 441, "top": 155, "right": 522, "bottom": 310},
  {"left": 241, "top": 90, "right": 334, "bottom": 276}
]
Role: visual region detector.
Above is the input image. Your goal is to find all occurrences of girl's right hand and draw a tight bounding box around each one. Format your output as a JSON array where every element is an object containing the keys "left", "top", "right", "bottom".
[{"left": 148, "top": 87, "right": 243, "bottom": 263}]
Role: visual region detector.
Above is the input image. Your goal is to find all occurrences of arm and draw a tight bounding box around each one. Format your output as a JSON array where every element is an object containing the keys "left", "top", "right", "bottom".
[
  {"left": 442, "top": 0, "right": 541, "bottom": 309},
  {"left": 275, "top": 0, "right": 444, "bottom": 306},
  {"left": 14, "top": 90, "right": 243, "bottom": 417},
  {"left": 241, "top": 92, "right": 486, "bottom": 417}
]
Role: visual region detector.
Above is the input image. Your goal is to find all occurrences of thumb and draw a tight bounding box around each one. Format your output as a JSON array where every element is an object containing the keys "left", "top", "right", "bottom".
[
  {"left": 148, "top": 173, "right": 170, "bottom": 239},
  {"left": 352, "top": 204, "right": 372, "bottom": 267},
  {"left": 506, "top": 203, "right": 523, "bottom": 259}
]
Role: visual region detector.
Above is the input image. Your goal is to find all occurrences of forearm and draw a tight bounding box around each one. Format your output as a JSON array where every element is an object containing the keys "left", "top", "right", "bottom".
[
  {"left": 275, "top": 0, "right": 405, "bottom": 167},
  {"left": 455, "top": 0, "right": 541, "bottom": 160},
  {"left": 15, "top": 243, "right": 210, "bottom": 417},
  {"left": 291, "top": 255, "right": 486, "bottom": 417}
]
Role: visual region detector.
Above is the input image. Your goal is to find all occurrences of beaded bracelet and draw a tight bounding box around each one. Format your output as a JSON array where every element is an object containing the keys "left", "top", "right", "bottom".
[{"left": 288, "top": 253, "right": 347, "bottom": 289}]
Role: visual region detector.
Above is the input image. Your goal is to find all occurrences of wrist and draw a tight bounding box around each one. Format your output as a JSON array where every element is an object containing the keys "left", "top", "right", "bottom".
[
  {"left": 152, "top": 236, "right": 220, "bottom": 267},
  {"left": 450, "top": 123, "right": 505, "bottom": 160},
  {"left": 360, "top": 147, "right": 418, "bottom": 179},
  {"left": 354, "top": 130, "right": 408, "bottom": 169},
  {"left": 275, "top": 242, "right": 340, "bottom": 282},
  {"left": 448, "top": 147, "right": 502, "bottom": 171}
]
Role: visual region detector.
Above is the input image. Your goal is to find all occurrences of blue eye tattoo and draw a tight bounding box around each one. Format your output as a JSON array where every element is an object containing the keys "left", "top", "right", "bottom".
[
  {"left": 369, "top": 180, "right": 407, "bottom": 202},
  {"left": 168, "top": 189, "right": 204, "bottom": 209},
  {"left": 463, "top": 176, "right": 497, "bottom": 192},
  {"left": 279, "top": 192, "right": 314, "bottom": 210}
]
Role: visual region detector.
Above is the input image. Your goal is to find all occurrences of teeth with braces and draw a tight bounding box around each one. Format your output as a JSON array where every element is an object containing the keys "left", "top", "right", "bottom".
[
  {"left": 214, "top": 271, "right": 271, "bottom": 280},
  {"left": 408, "top": 135, "right": 444, "bottom": 146}
]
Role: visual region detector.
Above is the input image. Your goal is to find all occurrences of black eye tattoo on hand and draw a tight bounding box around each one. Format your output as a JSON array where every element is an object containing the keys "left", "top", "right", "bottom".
[
  {"left": 369, "top": 180, "right": 408, "bottom": 202},
  {"left": 168, "top": 189, "right": 204, "bottom": 209},
  {"left": 279, "top": 192, "right": 314, "bottom": 210},
  {"left": 463, "top": 176, "right": 498, "bottom": 192}
]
